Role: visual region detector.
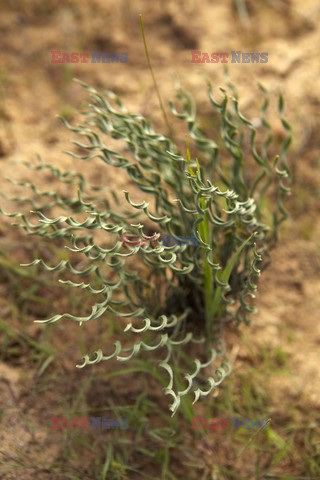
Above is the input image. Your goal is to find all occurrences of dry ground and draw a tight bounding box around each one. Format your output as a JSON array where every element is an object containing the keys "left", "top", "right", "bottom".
[{"left": 0, "top": 1, "right": 319, "bottom": 479}]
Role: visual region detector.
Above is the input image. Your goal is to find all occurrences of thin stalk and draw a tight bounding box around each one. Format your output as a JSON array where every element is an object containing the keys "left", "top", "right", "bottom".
[
  {"left": 198, "top": 199, "right": 214, "bottom": 340},
  {"left": 185, "top": 136, "right": 213, "bottom": 341},
  {"left": 139, "top": 14, "right": 173, "bottom": 138}
]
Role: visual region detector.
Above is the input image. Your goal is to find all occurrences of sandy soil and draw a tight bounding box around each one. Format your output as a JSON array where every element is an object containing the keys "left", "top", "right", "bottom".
[{"left": 0, "top": 1, "right": 319, "bottom": 479}]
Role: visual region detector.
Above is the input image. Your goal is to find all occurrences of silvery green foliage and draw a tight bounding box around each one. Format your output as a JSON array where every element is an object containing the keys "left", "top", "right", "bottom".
[{"left": 1, "top": 80, "right": 291, "bottom": 415}]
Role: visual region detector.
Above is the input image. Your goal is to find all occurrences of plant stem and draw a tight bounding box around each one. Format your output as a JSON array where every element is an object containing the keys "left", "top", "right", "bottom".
[
  {"left": 139, "top": 14, "right": 173, "bottom": 138},
  {"left": 185, "top": 136, "right": 214, "bottom": 342},
  {"left": 198, "top": 199, "right": 214, "bottom": 342}
]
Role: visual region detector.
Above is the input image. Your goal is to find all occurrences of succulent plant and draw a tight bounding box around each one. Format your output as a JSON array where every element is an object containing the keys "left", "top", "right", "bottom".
[{"left": 1, "top": 79, "right": 291, "bottom": 415}]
